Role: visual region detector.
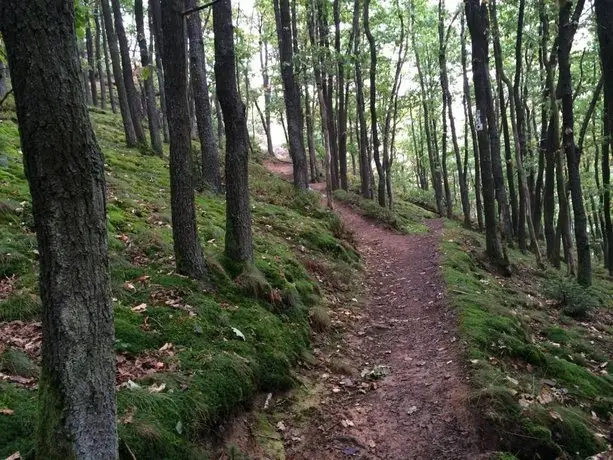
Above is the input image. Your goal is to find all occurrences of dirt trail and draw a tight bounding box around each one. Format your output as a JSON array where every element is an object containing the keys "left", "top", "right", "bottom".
[{"left": 260, "top": 161, "right": 486, "bottom": 459}]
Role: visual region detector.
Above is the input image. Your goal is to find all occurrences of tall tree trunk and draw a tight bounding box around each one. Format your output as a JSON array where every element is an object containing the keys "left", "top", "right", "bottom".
[
  {"left": 0, "top": 2, "right": 118, "bottom": 457},
  {"left": 94, "top": 4, "right": 106, "bottom": 110},
  {"left": 364, "top": 0, "right": 385, "bottom": 207},
  {"left": 512, "top": 0, "right": 543, "bottom": 266},
  {"left": 186, "top": 0, "right": 221, "bottom": 191},
  {"left": 213, "top": 0, "right": 254, "bottom": 263},
  {"left": 161, "top": 0, "right": 210, "bottom": 280},
  {"left": 558, "top": 0, "right": 590, "bottom": 285},
  {"left": 100, "top": 0, "right": 136, "bottom": 146},
  {"left": 150, "top": 0, "right": 169, "bottom": 143},
  {"left": 335, "top": 0, "right": 349, "bottom": 191},
  {"left": 352, "top": 0, "right": 372, "bottom": 198},
  {"left": 86, "top": 16, "right": 98, "bottom": 107},
  {"left": 111, "top": 0, "right": 147, "bottom": 147},
  {"left": 274, "top": 0, "right": 309, "bottom": 190},
  {"left": 304, "top": 81, "right": 319, "bottom": 181},
  {"left": 596, "top": 0, "right": 613, "bottom": 276},
  {"left": 412, "top": 2, "right": 443, "bottom": 215},
  {"left": 465, "top": 0, "right": 506, "bottom": 265},
  {"left": 258, "top": 16, "right": 274, "bottom": 157},
  {"left": 461, "top": 11, "right": 483, "bottom": 231},
  {"left": 135, "top": 0, "right": 163, "bottom": 156}
]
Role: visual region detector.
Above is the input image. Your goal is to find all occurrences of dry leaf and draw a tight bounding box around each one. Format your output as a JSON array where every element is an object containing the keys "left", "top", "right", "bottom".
[
  {"left": 407, "top": 405, "right": 418, "bottom": 415},
  {"left": 1, "top": 408, "right": 15, "bottom": 416},
  {"left": 276, "top": 421, "right": 286, "bottom": 431},
  {"left": 148, "top": 383, "right": 166, "bottom": 393},
  {"left": 368, "top": 440, "right": 376, "bottom": 448},
  {"left": 131, "top": 303, "right": 147, "bottom": 313},
  {"left": 5, "top": 452, "right": 21, "bottom": 460}
]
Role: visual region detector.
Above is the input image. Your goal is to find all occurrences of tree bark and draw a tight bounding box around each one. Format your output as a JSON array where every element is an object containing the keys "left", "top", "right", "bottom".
[
  {"left": 258, "top": 15, "right": 274, "bottom": 157},
  {"left": 186, "top": 0, "right": 221, "bottom": 191},
  {"left": 111, "top": 0, "right": 147, "bottom": 147},
  {"left": 150, "top": 0, "right": 169, "bottom": 143},
  {"left": 364, "top": 0, "right": 385, "bottom": 207},
  {"left": 161, "top": 0, "right": 210, "bottom": 280},
  {"left": 0, "top": 2, "right": 118, "bottom": 457},
  {"left": 558, "top": 0, "right": 590, "bottom": 285},
  {"left": 86, "top": 16, "right": 98, "bottom": 106},
  {"left": 335, "top": 0, "right": 349, "bottom": 190},
  {"left": 100, "top": 0, "right": 136, "bottom": 145},
  {"left": 596, "top": 0, "right": 613, "bottom": 276},
  {"left": 465, "top": 0, "right": 506, "bottom": 265},
  {"left": 94, "top": 4, "right": 106, "bottom": 110},
  {"left": 100, "top": 3, "right": 116, "bottom": 113},
  {"left": 213, "top": 0, "right": 254, "bottom": 263},
  {"left": 273, "top": 0, "right": 309, "bottom": 190},
  {"left": 135, "top": 0, "right": 163, "bottom": 156}
]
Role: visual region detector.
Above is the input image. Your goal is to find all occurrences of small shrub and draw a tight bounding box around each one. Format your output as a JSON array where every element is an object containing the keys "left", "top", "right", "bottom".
[{"left": 544, "top": 278, "right": 599, "bottom": 318}]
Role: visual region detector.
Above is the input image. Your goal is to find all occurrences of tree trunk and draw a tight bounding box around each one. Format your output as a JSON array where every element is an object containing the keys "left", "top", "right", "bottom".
[
  {"left": 150, "top": 0, "right": 169, "bottom": 143},
  {"left": 135, "top": 0, "right": 163, "bottom": 156},
  {"left": 304, "top": 81, "right": 319, "bottom": 181},
  {"left": 412, "top": 1, "right": 443, "bottom": 215},
  {"left": 86, "top": 16, "right": 98, "bottom": 106},
  {"left": 364, "top": 0, "right": 385, "bottom": 207},
  {"left": 335, "top": 0, "right": 349, "bottom": 190},
  {"left": 101, "top": 4, "right": 116, "bottom": 113},
  {"left": 186, "top": 0, "right": 221, "bottom": 191},
  {"left": 213, "top": 0, "right": 253, "bottom": 263},
  {"left": 273, "top": 0, "right": 309, "bottom": 190},
  {"left": 94, "top": 5, "right": 106, "bottom": 110},
  {"left": 258, "top": 16, "right": 274, "bottom": 157},
  {"left": 558, "top": 0, "right": 590, "bottom": 285},
  {"left": 111, "top": 0, "right": 147, "bottom": 147},
  {"left": 596, "top": 0, "right": 613, "bottom": 276},
  {"left": 100, "top": 0, "right": 136, "bottom": 146},
  {"left": 161, "top": 0, "right": 210, "bottom": 280},
  {"left": 461, "top": 11, "right": 483, "bottom": 231},
  {"left": 0, "top": 2, "right": 118, "bottom": 457},
  {"left": 351, "top": 0, "right": 371, "bottom": 198},
  {"left": 465, "top": 0, "right": 506, "bottom": 265}
]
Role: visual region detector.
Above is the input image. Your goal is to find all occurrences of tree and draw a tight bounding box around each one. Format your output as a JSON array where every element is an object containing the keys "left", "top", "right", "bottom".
[
  {"left": 161, "top": 0, "right": 210, "bottom": 281},
  {"left": 273, "top": 0, "right": 309, "bottom": 190},
  {"left": 595, "top": 0, "right": 613, "bottom": 276},
  {"left": 213, "top": 0, "right": 254, "bottom": 263},
  {"left": 558, "top": 0, "right": 590, "bottom": 285},
  {"left": 100, "top": 0, "right": 136, "bottom": 146},
  {"left": 93, "top": 3, "right": 106, "bottom": 110},
  {"left": 186, "top": 0, "right": 222, "bottom": 192},
  {"left": 465, "top": 0, "right": 506, "bottom": 265},
  {"left": 135, "top": 0, "right": 163, "bottom": 156},
  {"left": 0, "top": 1, "right": 118, "bottom": 457}
]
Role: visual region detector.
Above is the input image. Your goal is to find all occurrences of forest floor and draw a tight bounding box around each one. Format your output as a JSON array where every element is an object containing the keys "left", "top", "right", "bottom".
[{"left": 227, "top": 160, "right": 487, "bottom": 459}]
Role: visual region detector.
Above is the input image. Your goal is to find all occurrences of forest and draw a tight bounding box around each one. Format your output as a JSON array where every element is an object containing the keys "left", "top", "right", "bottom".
[{"left": 0, "top": 0, "right": 612, "bottom": 459}]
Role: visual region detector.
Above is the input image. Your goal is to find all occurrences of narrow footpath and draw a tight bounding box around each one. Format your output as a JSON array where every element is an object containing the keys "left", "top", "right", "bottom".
[{"left": 259, "top": 161, "right": 486, "bottom": 459}]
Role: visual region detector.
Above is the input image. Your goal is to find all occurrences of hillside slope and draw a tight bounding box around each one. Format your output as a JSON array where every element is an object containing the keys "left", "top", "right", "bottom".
[{"left": 0, "top": 110, "right": 359, "bottom": 459}]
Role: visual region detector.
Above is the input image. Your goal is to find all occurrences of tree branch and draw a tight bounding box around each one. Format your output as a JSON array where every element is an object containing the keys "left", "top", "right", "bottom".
[{"left": 182, "top": 0, "right": 220, "bottom": 16}]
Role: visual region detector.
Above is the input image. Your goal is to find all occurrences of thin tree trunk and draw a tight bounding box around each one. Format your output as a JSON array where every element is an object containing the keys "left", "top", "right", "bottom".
[
  {"left": 304, "top": 81, "right": 319, "bottom": 181},
  {"left": 0, "top": 2, "right": 118, "bottom": 456},
  {"left": 186, "top": 0, "right": 221, "bottom": 191},
  {"left": 258, "top": 15, "right": 274, "bottom": 157},
  {"left": 150, "top": 0, "right": 169, "bottom": 143},
  {"left": 273, "top": 0, "right": 309, "bottom": 190},
  {"left": 94, "top": 4, "right": 106, "bottom": 110},
  {"left": 558, "top": 0, "right": 590, "bottom": 285},
  {"left": 86, "top": 17, "right": 98, "bottom": 106},
  {"left": 335, "top": 0, "right": 349, "bottom": 190},
  {"left": 161, "top": 0, "right": 210, "bottom": 280},
  {"left": 465, "top": 0, "right": 506, "bottom": 265},
  {"left": 213, "top": 0, "right": 254, "bottom": 263},
  {"left": 135, "top": 0, "right": 163, "bottom": 156},
  {"left": 100, "top": 0, "right": 136, "bottom": 146}
]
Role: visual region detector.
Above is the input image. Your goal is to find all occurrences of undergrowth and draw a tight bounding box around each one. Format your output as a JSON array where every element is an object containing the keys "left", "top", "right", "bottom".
[
  {"left": 332, "top": 189, "right": 435, "bottom": 234},
  {"left": 442, "top": 221, "right": 613, "bottom": 459},
  {"left": 0, "top": 109, "right": 359, "bottom": 458}
]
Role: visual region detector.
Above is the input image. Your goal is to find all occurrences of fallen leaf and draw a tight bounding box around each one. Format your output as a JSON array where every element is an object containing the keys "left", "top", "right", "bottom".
[
  {"left": 368, "top": 440, "right": 376, "bottom": 448},
  {"left": 0, "top": 408, "right": 15, "bottom": 416},
  {"left": 341, "top": 419, "right": 355, "bottom": 427},
  {"left": 176, "top": 420, "right": 183, "bottom": 435},
  {"left": 407, "top": 405, "right": 418, "bottom": 415},
  {"left": 506, "top": 376, "right": 519, "bottom": 386},
  {"left": 276, "top": 421, "right": 286, "bottom": 431},
  {"left": 148, "top": 383, "right": 166, "bottom": 393},
  {"left": 231, "top": 327, "right": 246, "bottom": 341},
  {"left": 548, "top": 410, "right": 563, "bottom": 421},
  {"left": 5, "top": 452, "right": 21, "bottom": 460},
  {"left": 131, "top": 303, "right": 147, "bottom": 313},
  {"left": 123, "top": 282, "right": 136, "bottom": 292}
]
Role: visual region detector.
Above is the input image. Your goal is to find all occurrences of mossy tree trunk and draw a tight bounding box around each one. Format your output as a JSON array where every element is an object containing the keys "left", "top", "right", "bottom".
[
  {"left": 213, "top": 0, "right": 254, "bottom": 263},
  {"left": 161, "top": 0, "right": 210, "bottom": 281},
  {"left": 0, "top": 2, "right": 118, "bottom": 458}
]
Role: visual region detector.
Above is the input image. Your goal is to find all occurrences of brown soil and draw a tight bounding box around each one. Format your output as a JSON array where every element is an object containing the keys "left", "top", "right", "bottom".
[{"left": 233, "top": 161, "right": 488, "bottom": 459}]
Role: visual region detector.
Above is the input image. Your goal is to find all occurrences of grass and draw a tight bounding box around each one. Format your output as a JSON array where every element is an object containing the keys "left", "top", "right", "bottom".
[
  {"left": 441, "top": 220, "right": 613, "bottom": 459},
  {"left": 332, "top": 189, "right": 435, "bottom": 234},
  {"left": 0, "top": 106, "right": 359, "bottom": 458}
]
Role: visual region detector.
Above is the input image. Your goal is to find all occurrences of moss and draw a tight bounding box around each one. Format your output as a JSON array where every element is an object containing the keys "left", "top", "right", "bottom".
[
  {"left": 0, "top": 108, "right": 359, "bottom": 459},
  {"left": 0, "top": 348, "right": 39, "bottom": 378}
]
